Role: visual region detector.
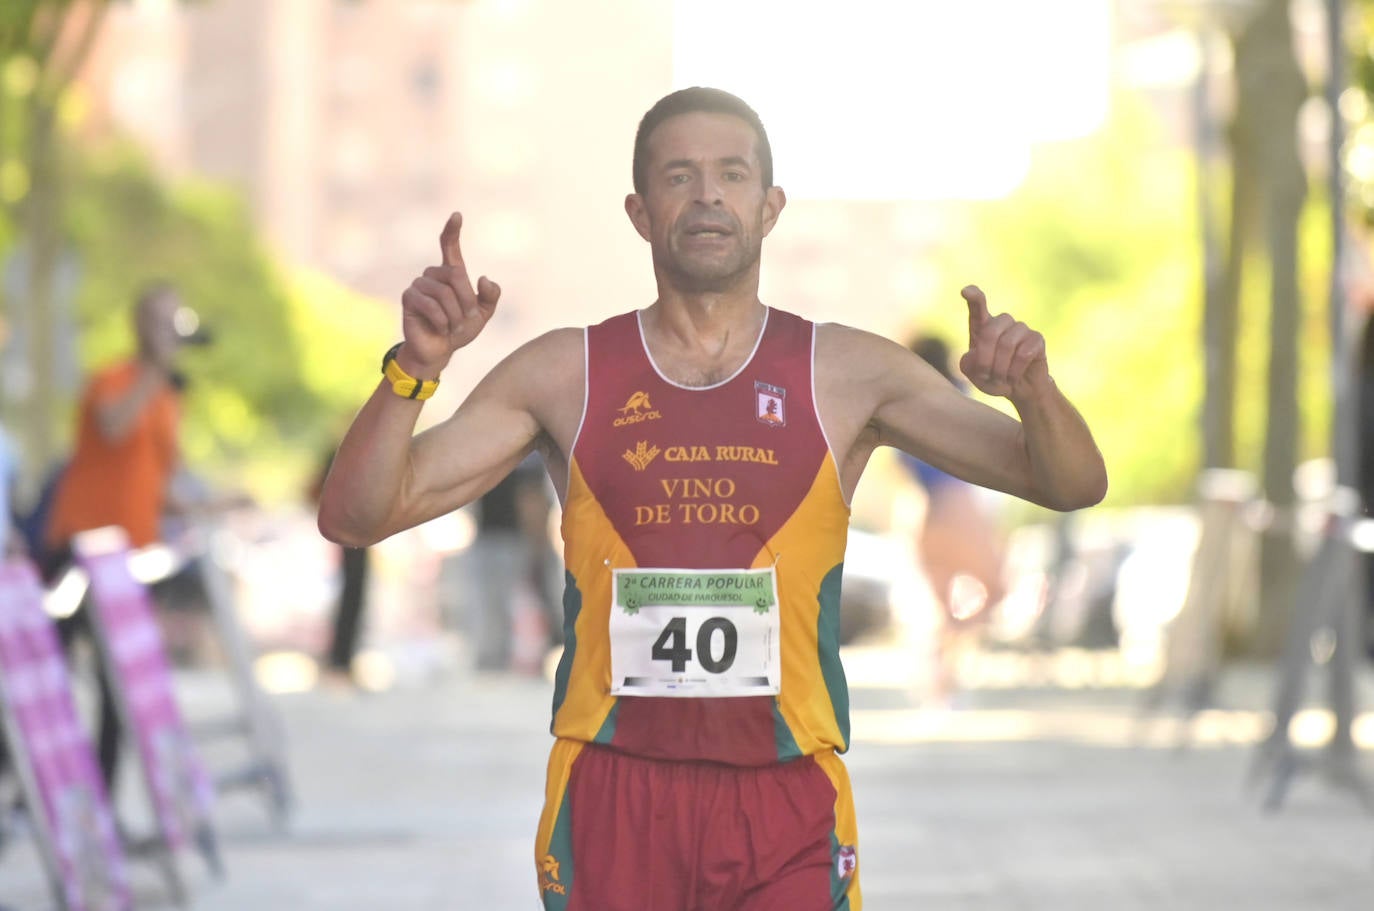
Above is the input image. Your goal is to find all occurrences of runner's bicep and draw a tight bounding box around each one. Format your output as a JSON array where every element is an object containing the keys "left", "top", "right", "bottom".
[
  {"left": 873, "top": 370, "right": 1033, "bottom": 498},
  {"left": 404, "top": 387, "right": 543, "bottom": 521}
]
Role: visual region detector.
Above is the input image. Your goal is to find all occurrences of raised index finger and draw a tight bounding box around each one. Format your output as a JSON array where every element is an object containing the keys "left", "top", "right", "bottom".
[
  {"left": 961, "top": 284, "right": 989, "bottom": 336},
  {"left": 440, "top": 212, "right": 464, "bottom": 267}
]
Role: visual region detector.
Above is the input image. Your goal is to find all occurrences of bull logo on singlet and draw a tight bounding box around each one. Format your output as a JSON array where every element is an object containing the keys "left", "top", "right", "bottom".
[
  {"left": 539, "top": 853, "right": 567, "bottom": 895},
  {"left": 613, "top": 390, "right": 662, "bottom": 427}
]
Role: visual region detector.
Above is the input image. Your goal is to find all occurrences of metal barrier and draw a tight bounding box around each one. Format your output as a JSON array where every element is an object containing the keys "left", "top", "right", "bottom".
[
  {"left": 0, "top": 556, "right": 133, "bottom": 911},
  {"left": 72, "top": 527, "right": 222, "bottom": 904},
  {"left": 182, "top": 520, "right": 294, "bottom": 828},
  {"left": 1247, "top": 487, "right": 1373, "bottom": 812}
]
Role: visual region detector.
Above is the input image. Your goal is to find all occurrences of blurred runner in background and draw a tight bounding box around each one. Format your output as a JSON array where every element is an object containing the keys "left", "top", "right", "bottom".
[{"left": 900, "top": 333, "right": 1007, "bottom": 708}]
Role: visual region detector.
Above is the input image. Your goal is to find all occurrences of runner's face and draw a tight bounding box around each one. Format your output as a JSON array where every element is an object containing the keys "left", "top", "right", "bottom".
[{"left": 628, "top": 112, "right": 784, "bottom": 293}]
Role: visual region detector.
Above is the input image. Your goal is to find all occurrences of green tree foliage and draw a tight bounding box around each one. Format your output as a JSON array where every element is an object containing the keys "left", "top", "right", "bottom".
[
  {"left": 61, "top": 139, "right": 393, "bottom": 496},
  {"left": 925, "top": 96, "right": 1332, "bottom": 510},
  {"left": 0, "top": 2, "right": 395, "bottom": 499}
]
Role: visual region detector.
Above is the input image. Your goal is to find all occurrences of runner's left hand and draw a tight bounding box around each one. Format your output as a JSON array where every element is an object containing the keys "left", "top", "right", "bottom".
[{"left": 957, "top": 285, "right": 1049, "bottom": 402}]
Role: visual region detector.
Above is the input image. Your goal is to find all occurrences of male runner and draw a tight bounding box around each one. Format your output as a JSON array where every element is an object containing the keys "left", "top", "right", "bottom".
[{"left": 317, "top": 87, "right": 1107, "bottom": 911}]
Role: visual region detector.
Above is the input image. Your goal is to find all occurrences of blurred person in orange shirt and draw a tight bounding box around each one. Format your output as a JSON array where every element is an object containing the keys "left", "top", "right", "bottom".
[
  {"left": 40, "top": 282, "right": 195, "bottom": 795},
  {"left": 44, "top": 283, "right": 188, "bottom": 562}
]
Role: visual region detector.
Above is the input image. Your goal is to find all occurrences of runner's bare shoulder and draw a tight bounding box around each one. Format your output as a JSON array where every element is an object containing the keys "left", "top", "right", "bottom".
[
  {"left": 488, "top": 326, "right": 587, "bottom": 422},
  {"left": 813, "top": 322, "right": 910, "bottom": 389},
  {"left": 504, "top": 327, "right": 584, "bottom": 384}
]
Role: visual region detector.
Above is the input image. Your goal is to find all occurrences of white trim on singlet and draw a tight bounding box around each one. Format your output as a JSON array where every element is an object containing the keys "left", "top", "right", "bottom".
[
  {"left": 634, "top": 307, "right": 772, "bottom": 391},
  {"left": 811, "top": 321, "right": 852, "bottom": 509},
  {"left": 566, "top": 326, "right": 591, "bottom": 493}
]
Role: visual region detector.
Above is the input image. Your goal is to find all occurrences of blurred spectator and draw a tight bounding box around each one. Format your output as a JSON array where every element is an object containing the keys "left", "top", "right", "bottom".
[
  {"left": 1340, "top": 228, "right": 1374, "bottom": 661},
  {"left": 0, "top": 422, "right": 13, "bottom": 794},
  {"left": 40, "top": 282, "right": 195, "bottom": 793},
  {"left": 310, "top": 441, "right": 372, "bottom": 688},
  {"left": 0, "top": 421, "right": 19, "bottom": 558},
  {"left": 470, "top": 454, "right": 560, "bottom": 672},
  {"left": 44, "top": 282, "right": 192, "bottom": 566},
  {"left": 1359, "top": 311, "right": 1374, "bottom": 661},
  {"left": 901, "top": 333, "right": 1008, "bottom": 707}
]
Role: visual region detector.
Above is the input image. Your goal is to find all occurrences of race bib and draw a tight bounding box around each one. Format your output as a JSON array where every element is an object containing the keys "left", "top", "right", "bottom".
[{"left": 609, "top": 568, "right": 781, "bottom": 697}]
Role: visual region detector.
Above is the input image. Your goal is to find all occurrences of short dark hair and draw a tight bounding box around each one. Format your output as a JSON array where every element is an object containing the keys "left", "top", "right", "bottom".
[
  {"left": 135, "top": 280, "right": 178, "bottom": 311},
  {"left": 632, "top": 87, "right": 773, "bottom": 195}
]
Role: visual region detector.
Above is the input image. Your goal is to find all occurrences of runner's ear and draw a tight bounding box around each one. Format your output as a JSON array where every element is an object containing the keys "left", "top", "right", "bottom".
[
  {"left": 625, "top": 194, "right": 651, "bottom": 242},
  {"left": 761, "top": 186, "right": 786, "bottom": 238}
]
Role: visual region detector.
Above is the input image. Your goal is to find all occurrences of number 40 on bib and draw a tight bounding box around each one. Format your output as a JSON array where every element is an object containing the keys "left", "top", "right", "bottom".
[{"left": 609, "top": 568, "right": 781, "bottom": 698}]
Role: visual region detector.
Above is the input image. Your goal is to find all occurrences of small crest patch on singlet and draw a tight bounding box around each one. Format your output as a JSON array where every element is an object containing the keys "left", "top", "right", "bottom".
[
  {"left": 754, "top": 381, "right": 786, "bottom": 427},
  {"left": 836, "top": 845, "right": 857, "bottom": 879}
]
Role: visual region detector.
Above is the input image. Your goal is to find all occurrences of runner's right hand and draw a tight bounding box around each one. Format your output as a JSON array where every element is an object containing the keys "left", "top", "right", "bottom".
[{"left": 398, "top": 212, "right": 502, "bottom": 375}]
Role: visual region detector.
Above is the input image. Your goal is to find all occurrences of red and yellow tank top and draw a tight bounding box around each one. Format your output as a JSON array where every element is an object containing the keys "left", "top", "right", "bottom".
[{"left": 551, "top": 307, "right": 853, "bottom": 766}]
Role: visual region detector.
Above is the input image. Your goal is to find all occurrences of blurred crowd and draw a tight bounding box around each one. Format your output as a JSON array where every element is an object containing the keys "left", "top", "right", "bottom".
[{"left": 3, "top": 286, "right": 1374, "bottom": 713}]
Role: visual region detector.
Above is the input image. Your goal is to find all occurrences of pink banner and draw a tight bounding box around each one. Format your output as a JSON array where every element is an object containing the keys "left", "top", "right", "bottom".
[
  {"left": 0, "top": 557, "right": 133, "bottom": 911},
  {"left": 74, "top": 542, "right": 216, "bottom": 852}
]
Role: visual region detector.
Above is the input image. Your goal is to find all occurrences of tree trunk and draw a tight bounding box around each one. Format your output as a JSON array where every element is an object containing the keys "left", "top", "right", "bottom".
[
  {"left": 21, "top": 96, "right": 60, "bottom": 498},
  {"left": 7, "top": 1, "right": 109, "bottom": 500},
  {"left": 1214, "top": 111, "right": 1255, "bottom": 472},
  {"left": 1192, "top": 27, "right": 1260, "bottom": 663},
  {"left": 1235, "top": 0, "right": 1309, "bottom": 659}
]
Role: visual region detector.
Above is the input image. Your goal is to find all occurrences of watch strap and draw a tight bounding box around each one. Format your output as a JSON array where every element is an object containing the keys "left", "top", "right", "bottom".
[{"left": 380, "top": 343, "right": 439, "bottom": 401}]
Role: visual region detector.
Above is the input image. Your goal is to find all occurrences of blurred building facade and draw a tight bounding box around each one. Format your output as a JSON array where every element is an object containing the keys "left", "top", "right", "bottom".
[
  {"left": 78, "top": 0, "right": 671, "bottom": 401},
  {"left": 72, "top": 0, "right": 1268, "bottom": 495},
  {"left": 73, "top": 0, "right": 1211, "bottom": 528},
  {"left": 73, "top": 2, "right": 1341, "bottom": 314},
  {"left": 75, "top": 2, "right": 1109, "bottom": 388}
]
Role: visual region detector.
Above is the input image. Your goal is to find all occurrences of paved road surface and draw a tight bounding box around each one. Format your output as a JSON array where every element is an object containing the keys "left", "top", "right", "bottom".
[{"left": 3, "top": 646, "right": 1372, "bottom": 910}]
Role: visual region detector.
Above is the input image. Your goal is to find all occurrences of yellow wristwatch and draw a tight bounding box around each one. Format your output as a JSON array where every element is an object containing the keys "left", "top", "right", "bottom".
[{"left": 381, "top": 343, "right": 439, "bottom": 401}]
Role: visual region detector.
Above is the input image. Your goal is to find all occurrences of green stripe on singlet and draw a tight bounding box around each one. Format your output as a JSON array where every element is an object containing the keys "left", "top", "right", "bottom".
[
  {"left": 817, "top": 564, "right": 851, "bottom": 749},
  {"left": 772, "top": 699, "right": 803, "bottom": 760},
  {"left": 592, "top": 700, "right": 619, "bottom": 743},
  {"left": 550, "top": 571, "right": 580, "bottom": 720},
  {"left": 549, "top": 569, "right": 619, "bottom": 743}
]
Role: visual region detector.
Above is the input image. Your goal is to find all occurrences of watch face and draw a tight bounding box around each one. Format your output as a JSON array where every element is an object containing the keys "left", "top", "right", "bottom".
[{"left": 382, "top": 342, "right": 403, "bottom": 372}]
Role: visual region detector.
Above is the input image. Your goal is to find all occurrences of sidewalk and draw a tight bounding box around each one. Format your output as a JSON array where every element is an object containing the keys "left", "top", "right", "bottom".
[{"left": 3, "top": 646, "right": 1373, "bottom": 910}]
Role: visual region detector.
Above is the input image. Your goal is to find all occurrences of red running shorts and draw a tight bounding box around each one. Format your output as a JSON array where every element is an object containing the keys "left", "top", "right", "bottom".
[{"left": 534, "top": 739, "right": 861, "bottom": 910}]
